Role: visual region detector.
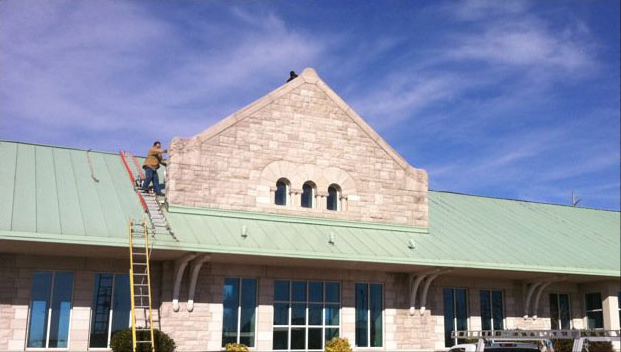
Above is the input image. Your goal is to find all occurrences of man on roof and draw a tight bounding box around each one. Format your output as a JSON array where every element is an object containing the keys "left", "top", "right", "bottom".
[{"left": 142, "top": 141, "right": 167, "bottom": 196}]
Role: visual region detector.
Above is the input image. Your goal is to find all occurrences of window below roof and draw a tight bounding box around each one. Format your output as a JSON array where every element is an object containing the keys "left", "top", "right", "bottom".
[{"left": 275, "top": 178, "right": 290, "bottom": 206}]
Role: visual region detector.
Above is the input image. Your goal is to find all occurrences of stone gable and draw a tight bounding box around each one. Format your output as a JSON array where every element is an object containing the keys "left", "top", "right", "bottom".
[{"left": 166, "top": 68, "right": 428, "bottom": 226}]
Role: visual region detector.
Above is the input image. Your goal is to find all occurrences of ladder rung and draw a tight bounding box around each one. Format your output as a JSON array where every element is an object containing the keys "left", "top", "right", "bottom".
[
  {"left": 135, "top": 305, "right": 151, "bottom": 308},
  {"left": 133, "top": 262, "right": 147, "bottom": 265},
  {"left": 134, "top": 283, "right": 150, "bottom": 286},
  {"left": 133, "top": 273, "right": 148, "bottom": 276}
]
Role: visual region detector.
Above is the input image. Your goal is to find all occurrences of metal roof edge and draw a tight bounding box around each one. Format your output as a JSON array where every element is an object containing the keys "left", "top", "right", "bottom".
[
  {"left": 0, "top": 140, "right": 149, "bottom": 158},
  {"left": 2, "top": 230, "right": 618, "bottom": 277},
  {"left": 430, "top": 190, "right": 621, "bottom": 213},
  {"left": 165, "top": 205, "right": 429, "bottom": 233}
]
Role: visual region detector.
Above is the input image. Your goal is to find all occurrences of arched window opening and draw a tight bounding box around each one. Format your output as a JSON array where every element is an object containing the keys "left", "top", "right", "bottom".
[
  {"left": 327, "top": 184, "right": 340, "bottom": 211},
  {"left": 301, "top": 181, "right": 315, "bottom": 208},
  {"left": 275, "top": 178, "right": 289, "bottom": 206}
]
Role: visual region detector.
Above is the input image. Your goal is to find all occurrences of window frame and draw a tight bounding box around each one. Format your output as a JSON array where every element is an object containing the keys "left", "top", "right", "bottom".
[
  {"left": 479, "top": 289, "right": 504, "bottom": 331},
  {"left": 584, "top": 292, "right": 604, "bottom": 329},
  {"left": 88, "top": 273, "right": 131, "bottom": 350},
  {"left": 617, "top": 291, "right": 621, "bottom": 328},
  {"left": 326, "top": 184, "right": 341, "bottom": 211},
  {"left": 354, "top": 282, "right": 384, "bottom": 348},
  {"left": 221, "top": 277, "right": 258, "bottom": 348},
  {"left": 301, "top": 181, "right": 316, "bottom": 209},
  {"left": 444, "top": 287, "right": 469, "bottom": 348},
  {"left": 548, "top": 292, "right": 572, "bottom": 330},
  {"left": 25, "top": 271, "right": 75, "bottom": 351},
  {"left": 275, "top": 178, "right": 290, "bottom": 206},
  {"left": 272, "top": 280, "right": 341, "bottom": 351}
]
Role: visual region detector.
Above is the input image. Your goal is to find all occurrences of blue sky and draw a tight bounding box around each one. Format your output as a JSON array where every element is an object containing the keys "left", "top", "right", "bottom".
[{"left": 1, "top": 1, "right": 619, "bottom": 209}]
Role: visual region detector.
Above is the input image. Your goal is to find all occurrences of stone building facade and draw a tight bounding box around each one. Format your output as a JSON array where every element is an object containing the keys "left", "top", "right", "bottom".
[
  {"left": 0, "top": 68, "right": 619, "bottom": 352},
  {"left": 166, "top": 68, "right": 428, "bottom": 227}
]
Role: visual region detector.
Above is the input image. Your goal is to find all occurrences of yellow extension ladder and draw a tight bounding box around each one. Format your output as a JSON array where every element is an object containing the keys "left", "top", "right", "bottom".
[{"left": 128, "top": 219, "right": 156, "bottom": 352}]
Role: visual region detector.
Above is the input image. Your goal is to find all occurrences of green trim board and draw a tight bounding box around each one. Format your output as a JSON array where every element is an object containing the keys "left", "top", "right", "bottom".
[
  {"left": 167, "top": 205, "right": 429, "bottom": 233},
  {"left": 1, "top": 140, "right": 619, "bottom": 277}
]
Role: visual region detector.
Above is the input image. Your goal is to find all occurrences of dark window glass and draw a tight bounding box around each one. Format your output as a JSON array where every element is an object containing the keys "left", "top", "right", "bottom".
[
  {"left": 550, "top": 293, "right": 560, "bottom": 330},
  {"left": 222, "top": 278, "right": 256, "bottom": 347},
  {"left": 327, "top": 186, "right": 338, "bottom": 211},
  {"left": 326, "top": 328, "right": 339, "bottom": 342},
  {"left": 89, "top": 274, "right": 129, "bottom": 348},
  {"left": 444, "top": 288, "right": 455, "bottom": 347},
  {"left": 445, "top": 288, "right": 468, "bottom": 347},
  {"left": 491, "top": 290, "right": 504, "bottom": 330},
  {"left": 90, "top": 274, "right": 113, "bottom": 348},
  {"left": 292, "top": 281, "right": 307, "bottom": 301},
  {"left": 222, "top": 278, "right": 240, "bottom": 346},
  {"left": 355, "top": 283, "right": 382, "bottom": 347},
  {"left": 111, "top": 275, "right": 131, "bottom": 340},
  {"left": 27, "top": 272, "right": 73, "bottom": 349},
  {"left": 275, "top": 180, "right": 288, "bottom": 205},
  {"left": 480, "top": 291, "right": 491, "bottom": 330},
  {"left": 308, "top": 328, "right": 322, "bottom": 349},
  {"left": 455, "top": 289, "right": 468, "bottom": 336},
  {"left": 325, "top": 304, "right": 340, "bottom": 326},
  {"left": 370, "top": 284, "right": 383, "bottom": 347},
  {"left": 301, "top": 183, "right": 314, "bottom": 208},
  {"left": 273, "top": 328, "right": 288, "bottom": 350},
  {"left": 585, "top": 292, "right": 603, "bottom": 329},
  {"left": 273, "top": 303, "right": 289, "bottom": 325},
  {"left": 274, "top": 280, "right": 289, "bottom": 301},
  {"left": 355, "top": 283, "right": 368, "bottom": 347},
  {"left": 558, "top": 294, "right": 571, "bottom": 329},
  {"left": 291, "top": 303, "right": 306, "bottom": 325},
  {"left": 27, "top": 272, "right": 53, "bottom": 348},
  {"left": 48, "top": 272, "right": 73, "bottom": 348},
  {"left": 240, "top": 279, "right": 257, "bottom": 347},
  {"left": 291, "top": 328, "right": 305, "bottom": 349},
  {"left": 618, "top": 291, "right": 621, "bottom": 327},
  {"left": 586, "top": 292, "right": 602, "bottom": 310},
  {"left": 309, "top": 282, "right": 323, "bottom": 302},
  {"left": 309, "top": 304, "right": 322, "bottom": 325},
  {"left": 273, "top": 280, "right": 340, "bottom": 350},
  {"left": 326, "top": 282, "right": 340, "bottom": 303}
]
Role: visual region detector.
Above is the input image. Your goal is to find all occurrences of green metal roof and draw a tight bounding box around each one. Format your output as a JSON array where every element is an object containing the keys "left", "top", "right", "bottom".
[
  {"left": 0, "top": 141, "right": 170, "bottom": 246},
  {"left": 1, "top": 141, "right": 619, "bottom": 277}
]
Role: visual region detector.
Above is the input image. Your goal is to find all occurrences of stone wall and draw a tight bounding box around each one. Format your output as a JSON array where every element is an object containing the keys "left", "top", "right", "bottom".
[
  {"left": 166, "top": 68, "right": 429, "bottom": 227},
  {"left": 0, "top": 254, "right": 161, "bottom": 352},
  {"left": 2, "top": 253, "right": 619, "bottom": 351}
]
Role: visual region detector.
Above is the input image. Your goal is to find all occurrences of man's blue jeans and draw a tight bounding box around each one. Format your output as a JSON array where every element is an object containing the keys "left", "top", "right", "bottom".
[{"left": 142, "top": 167, "right": 161, "bottom": 194}]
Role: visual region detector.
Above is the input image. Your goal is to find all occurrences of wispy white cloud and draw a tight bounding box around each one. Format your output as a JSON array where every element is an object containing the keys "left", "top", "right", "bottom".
[{"left": 1, "top": 1, "right": 329, "bottom": 149}]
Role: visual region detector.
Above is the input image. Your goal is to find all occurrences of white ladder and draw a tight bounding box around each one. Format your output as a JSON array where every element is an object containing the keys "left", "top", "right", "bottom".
[{"left": 120, "top": 151, "right": 176, "bottom": 240}]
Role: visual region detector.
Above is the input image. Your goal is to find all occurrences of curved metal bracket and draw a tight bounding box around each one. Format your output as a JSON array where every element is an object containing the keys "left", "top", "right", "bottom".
[
  {"left": 187, "top": 254, "right": 211, "bottom": 312},
  {"left": 523, "top": 281, "right": 543, "bottom": 318},
  {"left": 409, "top": 268, "right": 441, "bottom": 315},
  {"left": 172, "top": 253, "right": 197, "bottom": 312},
  {"left": 532, "top": 280, "right": 553, "bottom": 319},
  {"left": 419, "top": 269, "right": 451, "bottom": 315}
]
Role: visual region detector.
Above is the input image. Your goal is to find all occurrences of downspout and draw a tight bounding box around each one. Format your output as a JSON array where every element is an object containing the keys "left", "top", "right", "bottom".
[
  {"left": 532, "top": 280, "right": 554, "bottom": 320},
  {"left": 533, "top": 277, "right": 564, "bottom": 319},
  {"left": 523, "top": 281, "right": 543, "bottom": 319},
  {"left": 187, "top": 254, "right": 211, "bottom": 312},
  {"left": 172, "top": 253, "right": 197, "bottom": 312},
  {"left": 419, "top": 269, "right": 451, "bottom": 315},
  {"left": 409, "top": 268, "right": 442, "bottom": 316}
]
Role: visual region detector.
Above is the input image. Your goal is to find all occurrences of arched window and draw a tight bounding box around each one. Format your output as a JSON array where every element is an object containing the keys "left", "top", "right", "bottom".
[
  {"left": 326, "top": 184, "right": 340, "bottom": 211},
  {"left": 301, "top": 181, "right": 315, "bottom": 208},
  {"left": 275, "top": 178, "right": 289, "bottom": 206}
]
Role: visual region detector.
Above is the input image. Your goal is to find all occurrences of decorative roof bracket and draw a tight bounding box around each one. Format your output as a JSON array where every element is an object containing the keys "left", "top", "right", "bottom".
[
  {"left": 187, "top": 254, "right": 211, "bottom": 312},
  {"left": 172, "top": 253, "right": 197, "bottom": 312}
]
